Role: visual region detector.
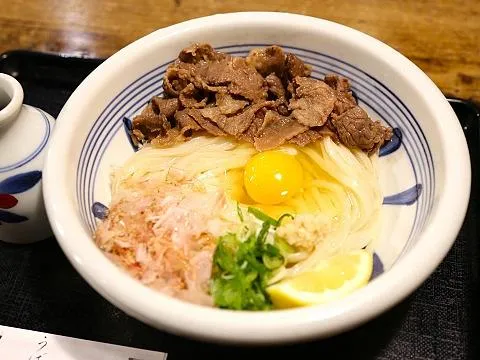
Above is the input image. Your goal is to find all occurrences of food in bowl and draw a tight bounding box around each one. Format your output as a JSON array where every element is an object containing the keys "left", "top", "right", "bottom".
[{"left": 93, "top": 43, "right": 394, "bottom": 311}]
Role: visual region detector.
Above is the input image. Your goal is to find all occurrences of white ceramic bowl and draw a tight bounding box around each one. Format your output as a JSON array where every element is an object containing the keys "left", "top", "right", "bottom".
[{"left": 42, "top": 12, "right": 471, "bottom": 344}]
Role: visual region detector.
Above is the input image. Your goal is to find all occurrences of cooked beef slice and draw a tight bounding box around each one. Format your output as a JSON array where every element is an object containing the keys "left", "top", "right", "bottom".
[
  {"left": 216, "top": 92, "right": 249, "bottom": 115},
  {"left": 223, "top": 102, "right": 274, "bottom": 136},
  {"left": 246, "top": 45, "right": 286, "bottom": 77},
  {"left": 192, "top": 58, "right": 265, "bottom": 101},
  {"left": 289, "top": 77, "right": 336, "bottom": 127},
  {"left": 132, "top": 102, "right": 171, "bottom": 141},
  {"left": 198, "top": 107, "right": 227, "bottom": 129},
  {"left": 150, "top": 97, "right": 179, "bottom": 120},
  {"left": 199, "top": 101, "right": 272, "bottom": 136},
  {"left": 285, "top": 53, "right": 312, "bottom": 79},
  {"left": 277, "top": 103, "right": 289, "bottom": 116},
  {"left": 333, "top": 94, "right": 357, "bottom": 115},
  {"left": 163, "top": 62, "right": 198, "bottom": 97},
  {"left": 324, "top": 74, "right": 357, "bottom": 115},
  {"left": 324, "top": 74, "right": 351, "bottom": 93},
  {"left": 179, "top": 84, "right": 209, "bottom": 109},
  {"left": 150, "top": 128, "right": 184, "bottom": 148},
  {"left": 254, "top": 111, "right": 307, "bottom": 151},
  {"left": 167, "top": 56, "right": 267, "bottom": 102},
  {"left": 265, "top": 73, "right": 286, "bottom": 101},
  {"left": 184, "top": 109, "right": 227, "bottom": 137},
  {"left": 178, "top": 43, "right": 227, "bottom": 63},
  {"left": 223, "top": 58, "right": 267, "bottom": 102},
  {"left": 330, "top": 106, "right": 393, "bottom": 152},
  {"left": 288, "top": 127, "right": 337, "bottom": 146},
  {"left": 240, "top": 109, "right": 267, "bottom": 144},
  {"left": 174, "top": 109, "right": 202, "bottom": 136}
]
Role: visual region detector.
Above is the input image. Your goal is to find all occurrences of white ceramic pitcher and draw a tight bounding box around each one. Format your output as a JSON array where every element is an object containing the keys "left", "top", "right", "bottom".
[{"left": 0, "top": 73, "right": 55, "bottom": 244}]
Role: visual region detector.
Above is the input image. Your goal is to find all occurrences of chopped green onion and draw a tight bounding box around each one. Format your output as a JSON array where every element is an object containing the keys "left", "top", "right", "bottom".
[
  {"left": 236, "top": 202, "right": 244, "bottom": 222},
  {"left": 210, "top": 210, "right": 297, "bottom": 311},
  {"left": 247, "top": 206, "right": 278, "bottom": 226},
  {"left": 277, "top": 213, "right": 294, "bottom": 225},
  {"left": 263, "top": 254, "right": 284, "bottom": 270},
  {"left": 257, "top": 222, "right": 271, "bottom": 243},
  {"left": 274, "top": 235, "right": 295, "bottom": 256}
]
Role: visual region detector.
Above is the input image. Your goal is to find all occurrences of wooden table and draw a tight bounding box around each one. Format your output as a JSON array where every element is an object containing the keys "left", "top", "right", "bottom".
[{"left": 1, "top": 0, "right": 479, "bottom": 102}]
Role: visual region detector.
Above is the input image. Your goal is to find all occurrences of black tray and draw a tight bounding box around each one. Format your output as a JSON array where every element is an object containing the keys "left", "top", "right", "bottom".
[{"left": 0, "top": 50, "right": 479, "bottom": 360}]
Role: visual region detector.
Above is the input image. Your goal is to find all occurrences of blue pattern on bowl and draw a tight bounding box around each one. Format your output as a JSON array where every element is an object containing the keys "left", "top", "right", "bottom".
[
  {"left": 383, "top": 184, "right": 423, "bottom": 206},
  {"left": 371, "top": 253, "right": 385, "bottom": 280},
  {"left": 122, "top": 117, "right": 139, "bottom": 152},
  {"left": 92, "top": 201, "right": 109, "bottom": 221},
  {"left": 379, "top": 128, "right": 402, "bottom": 157}
]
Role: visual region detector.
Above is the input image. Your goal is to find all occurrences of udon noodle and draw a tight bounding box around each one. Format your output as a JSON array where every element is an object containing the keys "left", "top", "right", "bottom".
[{"left": 108, "top": 135, "right": 382, "bottom": 286}]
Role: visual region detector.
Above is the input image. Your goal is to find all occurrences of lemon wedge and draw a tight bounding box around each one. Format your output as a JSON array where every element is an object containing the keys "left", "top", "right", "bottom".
[{"left": 266, "top": 249, "right": 373, "bottom": 309}]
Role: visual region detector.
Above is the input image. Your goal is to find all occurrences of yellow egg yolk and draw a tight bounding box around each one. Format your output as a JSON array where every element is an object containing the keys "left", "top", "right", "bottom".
[{"left": 243, "top": 150, "right": 304, "bottom": 205}]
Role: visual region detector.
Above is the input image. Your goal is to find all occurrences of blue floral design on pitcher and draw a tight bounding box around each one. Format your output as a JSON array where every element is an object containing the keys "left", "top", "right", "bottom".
[{"left": 0, "top": 171, "right": 42, "bottom": 224}]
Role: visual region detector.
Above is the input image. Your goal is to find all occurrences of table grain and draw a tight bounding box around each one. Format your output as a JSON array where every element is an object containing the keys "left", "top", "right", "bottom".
[{"left": 1, "top": 0, "right": 479, "bottom": 102}]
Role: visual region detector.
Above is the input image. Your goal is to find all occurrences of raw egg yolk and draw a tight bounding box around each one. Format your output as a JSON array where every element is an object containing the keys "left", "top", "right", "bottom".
[{"left": 243, "top": 150, "right": 304, "bottom": 205}]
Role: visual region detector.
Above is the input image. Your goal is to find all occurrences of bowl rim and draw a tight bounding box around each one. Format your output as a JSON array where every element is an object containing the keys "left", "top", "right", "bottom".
[{"left": 43, "top": 11, "right": 471, "bottom": 344}]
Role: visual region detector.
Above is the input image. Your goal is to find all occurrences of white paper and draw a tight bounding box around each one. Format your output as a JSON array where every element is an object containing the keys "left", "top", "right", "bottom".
[{"left": 0, "top": 325, "right": 168, "bottom": 360}]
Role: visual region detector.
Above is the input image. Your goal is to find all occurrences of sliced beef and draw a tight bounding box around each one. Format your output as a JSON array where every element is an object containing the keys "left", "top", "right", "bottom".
[
  {"left": 178, "top": 43, "right": 226, "bottom": 63},
  {"left": 289, "top": 127, "right": 337, "bottom": 146},
  {"left": 254, "top": 111, "right": 307, "bottom": 151},
  {"left": 200, "top": 101, "right": 272, "bottom": 136},
  {"left": 284, "top": 54, "right": 312, "bottom": 97},
  {"left": 198, "top": 59, "right": 233, "bottom": 85},
  {"left": 164, "top": 61, "right": 226, "bottom": 97},
  {"left": 285, "top": 53, "right": 312, "bottom": 80},
  {"left": 150, "top": 128, "right": 184, "bottom": 148},
  {"left": 184, "top": 109, "right": 227, "bottom": 137},
  {"left": 277, "top": 103, "right": 289, "bottom": 116},
  {"left": 175, "top": 107, "right": 224, "bottom": 138},
  {"left": 198, "top": 107, "right": 227, "bottom": 130},
  {"left": 265, "top": 73, "right": 286, "bottom": 101},
  {"left": 174, "top": 109, "right": 202, "bottom": 137},
  {"left": 179, "top": 84, "right": 209, "bottom": 109},
  {"left": 198, "top": 58, "right": 267, "bottom": 102},
  {"left": 265, "top": 74, "right": 289, "bottom": 115},
  {"left": 324, "top": 74, "right": 351, "bottom": 93},
  {"left": 333, "top": 94, "right": 357, "bottom": 115},
  {"left": 224, "top": 102, "right": 272, "bottom": 136},
  {"left": 289, "top": 77, "right": 336, "bottom": 127},
  {"left": 224, "top": 58, "right": 267, "bottom": 102},
  {"left": 216, "top": 92, "right": 248, "bottom": 115},
  {"left": 163, "top": 62, "right": 197, "bottom": 97},
  {"left": 258, "top": 107, "right": 278, "bottom": 129},
  {"left": 246, "top": 45, "right": 286, "bottom": 77},
  {"left": 330, "top": 106, "right": 393, "bottom": 153},
  {"left": 150, "top": 97, "right": 179, "bottom": 120},
  {"left": 324, "top": 74, "right": 357, "bottom": 115},
  {"left": 132, "top": 102, "right": 171, "bottom": 142},
  {"left": 165, "top": 55, "right": 267, "bottom": 103},
  {"left": 182, "top": 61, "right": 226, "bottom": 94},
  {"left": 288, "top": 129, "right": 322, "bottom": 147},
  {"left": 240, "top": 109, "right": 267, "bottom": 144}
]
